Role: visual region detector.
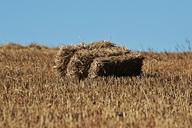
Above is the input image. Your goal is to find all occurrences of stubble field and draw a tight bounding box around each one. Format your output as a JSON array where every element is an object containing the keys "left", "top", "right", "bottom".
[{"left": 0, "top": 44, "right": 192, "bottom": 128}]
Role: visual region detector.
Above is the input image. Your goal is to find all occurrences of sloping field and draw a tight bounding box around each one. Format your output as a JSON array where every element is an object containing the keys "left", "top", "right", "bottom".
[{"left": 0, "top": 44, "right": 192, "bottom": 128}]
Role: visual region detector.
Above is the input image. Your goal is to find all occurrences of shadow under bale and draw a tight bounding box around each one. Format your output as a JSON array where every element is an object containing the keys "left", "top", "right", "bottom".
[{"left": 54, "top": 41, "right": 144, "bottom": 80}]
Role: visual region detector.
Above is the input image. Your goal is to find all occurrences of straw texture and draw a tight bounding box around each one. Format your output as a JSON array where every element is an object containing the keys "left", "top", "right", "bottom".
[{"left": 55, "top": 41, "right": 144, "bottom": 79}]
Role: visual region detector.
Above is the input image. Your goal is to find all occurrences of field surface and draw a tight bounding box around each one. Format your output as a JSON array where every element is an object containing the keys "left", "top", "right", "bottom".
[{"left": 0, "top": 44, "right": 192, "bottom": 128}]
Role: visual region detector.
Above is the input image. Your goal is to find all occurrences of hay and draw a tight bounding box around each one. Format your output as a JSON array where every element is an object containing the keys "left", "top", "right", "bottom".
[
  {"left": 54, "top": 41, "right": 144, "bottom": 79},
  {"left": 66, "top": 54, "right": 95, "bottom": 79},
  {"left": 88, "top": 41, "right": 115, "bottom": 49},
  {"left": 88, "top": 54, "right": 144, "bottom": 78},
  {"left": 54, "top": 45, "right": 85, "bottom": 76}
]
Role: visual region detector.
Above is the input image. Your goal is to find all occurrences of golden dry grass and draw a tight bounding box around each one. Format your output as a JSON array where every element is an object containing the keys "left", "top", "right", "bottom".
[{"left": 0, "top": 44, "right": 192, "bottom": 128}]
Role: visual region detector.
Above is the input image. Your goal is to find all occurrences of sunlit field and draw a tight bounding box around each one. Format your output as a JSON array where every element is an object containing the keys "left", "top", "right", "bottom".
[{"left": 0, "top": 44, "right": 192, "bottom": 128}]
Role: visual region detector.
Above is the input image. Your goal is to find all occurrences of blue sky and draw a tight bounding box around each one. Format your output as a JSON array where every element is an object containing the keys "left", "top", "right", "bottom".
[{"left": 0, "top": 0, "right": 192, "bottom": 51}]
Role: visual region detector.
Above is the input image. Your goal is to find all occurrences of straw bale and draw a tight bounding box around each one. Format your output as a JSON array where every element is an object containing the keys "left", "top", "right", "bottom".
[
  {"left": 88, "top": 41, "right": 115, "bottom": 49},
  {"left": 76, "top": 46, "right": 130, "bottom": 57},
  {"left": 55, "top": 45, "right": 86, "bottom": 76},
  {"left": 88, "top": 54, "right": 144, "bottom": 78},
  {"left": 54, "top": 41, "right": 144, "bottom": 79},
  {"left": 66, "top": 54, "right": 95, "bottom": 79}
]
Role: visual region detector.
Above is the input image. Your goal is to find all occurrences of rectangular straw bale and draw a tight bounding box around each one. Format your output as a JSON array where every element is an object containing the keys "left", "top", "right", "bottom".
[
  {"left": 66, "top": 53, "right": 95, "bottom": 79},
  {"left": 64, "top": 46, "right": 130, "bottom": 79},
  {"left": 54, "top": 42, "right": 143, "bottom": 80},
  {"left": 55, "top": 45, "right": 85, "bottom": 76},
  {"left": 77, "top": 46, "right": 130, "bottom": 58},
  {"left": 88, "top": 54, "right": 144, "bottom": 78}
]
